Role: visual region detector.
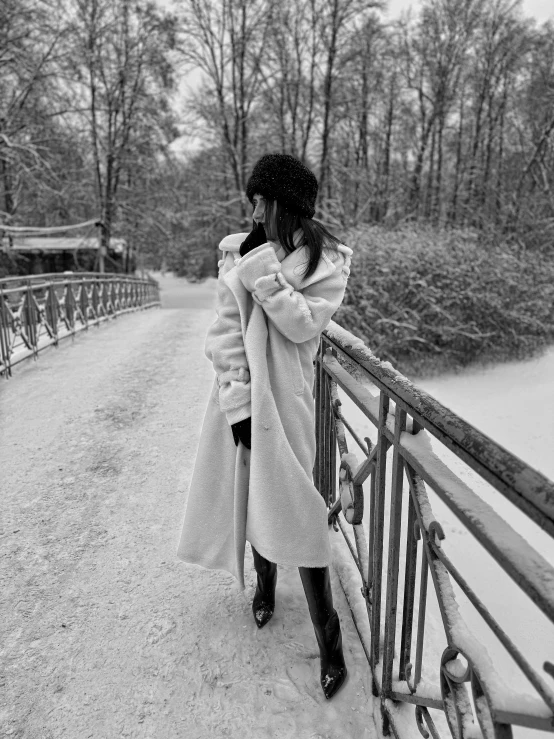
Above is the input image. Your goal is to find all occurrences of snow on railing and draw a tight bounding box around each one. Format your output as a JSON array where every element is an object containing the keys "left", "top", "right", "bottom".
[
  {"left": 0, "top": 272, "right": 160, "bottom": 377},
  {"left": 315, "top": 320, "right": 554, "bottom": 739}
]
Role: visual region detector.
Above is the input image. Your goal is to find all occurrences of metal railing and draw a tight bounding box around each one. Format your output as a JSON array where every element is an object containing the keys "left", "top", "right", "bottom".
[
  {"left": 0, "top": 272, "right": 160, "bottom": 376},
  {"left": 315, "top": 321, "right": 554, "bottom": 738}
]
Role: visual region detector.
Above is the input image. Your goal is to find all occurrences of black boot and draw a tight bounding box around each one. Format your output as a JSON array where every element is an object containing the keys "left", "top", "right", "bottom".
[
  {"left": 252, "top": 547, "right": 277, "bottom": 629},
  {"left": 299, "top": 566, "right": 347, "bottom": 699}
]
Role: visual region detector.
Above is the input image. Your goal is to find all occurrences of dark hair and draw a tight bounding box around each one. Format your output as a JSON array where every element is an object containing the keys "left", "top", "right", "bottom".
[{"left": 265, "top": 199, "right": 341, "bottom": 280}]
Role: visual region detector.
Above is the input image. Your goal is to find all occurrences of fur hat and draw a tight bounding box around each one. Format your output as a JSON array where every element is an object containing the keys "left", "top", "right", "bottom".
[{"left": 246, "top": 153, "right": 318, "bottom": 219}]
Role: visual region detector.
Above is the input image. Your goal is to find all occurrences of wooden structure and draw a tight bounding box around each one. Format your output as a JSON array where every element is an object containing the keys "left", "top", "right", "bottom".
[{"left": 0, "top": 220, "right": 135, "bottom": 275}]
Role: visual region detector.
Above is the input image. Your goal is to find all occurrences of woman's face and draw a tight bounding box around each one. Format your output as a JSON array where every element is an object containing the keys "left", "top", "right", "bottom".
[{"left": 252, "top": 193, "right": 276, "bottom": 239}]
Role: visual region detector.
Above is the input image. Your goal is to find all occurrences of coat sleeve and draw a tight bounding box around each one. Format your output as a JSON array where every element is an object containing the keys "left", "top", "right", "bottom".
[
  {"left": 205, "top": 252, "right": 251, "bottom": 425},
  {"left": 235, "top": 243, "right": 350, "bottom": 344}
]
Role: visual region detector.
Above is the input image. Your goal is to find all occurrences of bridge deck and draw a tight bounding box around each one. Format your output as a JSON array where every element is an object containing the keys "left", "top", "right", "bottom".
[{"left": 0, "top": 275, "right": 375, "bottom": 739}]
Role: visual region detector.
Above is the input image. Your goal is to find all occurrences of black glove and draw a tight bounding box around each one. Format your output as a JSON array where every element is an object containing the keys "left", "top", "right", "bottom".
[
  {"left": 240, "top": 222, "right": 267, "bottom": 257},
  {"left": 231, "top": 417, "right": 251, "bottom": 449}
]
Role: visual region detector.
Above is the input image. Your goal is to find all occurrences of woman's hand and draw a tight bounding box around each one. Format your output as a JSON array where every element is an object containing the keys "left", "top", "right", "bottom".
[
  {"left": 231, "top": 417, "right": 251, "bottom": 449},
  {"left": 240, "top": 223, "right": 267, "bottom": 256}
]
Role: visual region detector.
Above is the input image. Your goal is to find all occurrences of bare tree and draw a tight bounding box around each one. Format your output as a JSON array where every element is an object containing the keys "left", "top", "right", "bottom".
[
  {"left": 179, "top": 0, "right": 272, "bottom": 225},
  {"left": 0, "top": 0, "right": 66, "bottom": 221},
  {"left": 316, "top": 0, "right": 382, "bottom": 200},
  {"left": 398, "top": 0, "right": 483, "bottom": 221},
  {"left": 259, "top": 0, "right": 321, "bottom": 162},
  {"left": 66, "top": 0, "right": 176, "bottom": 249}
]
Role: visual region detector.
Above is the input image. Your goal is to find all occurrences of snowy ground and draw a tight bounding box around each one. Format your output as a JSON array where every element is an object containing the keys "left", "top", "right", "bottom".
[
  {"left": 0, "top": 274, "right": 378, "bottom": 739},
  {"left": 2, "top": 272, "right": 552, "bottom": 739}
]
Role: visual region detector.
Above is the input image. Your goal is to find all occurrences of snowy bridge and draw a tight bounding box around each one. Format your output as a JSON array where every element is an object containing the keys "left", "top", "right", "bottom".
[{"left": 1, "top": 273, "right": 553, "bottom": 739}]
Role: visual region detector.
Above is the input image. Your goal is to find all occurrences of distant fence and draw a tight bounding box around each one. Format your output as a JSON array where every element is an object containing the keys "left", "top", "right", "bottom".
[
  {"left": 0, "top": 272, "right": 160, "bottom": 377},
  {"left": 315, "top": 321, "right": 554, "bottom": 738}
]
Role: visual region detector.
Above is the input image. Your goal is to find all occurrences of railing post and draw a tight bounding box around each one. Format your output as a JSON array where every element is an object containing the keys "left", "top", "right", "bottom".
[
  {"left": 100, "top": 278, "right": 108, "bottom": 316},
  {"left": 413, "top": 529, "right": 429, "bottom": 691},
  {"left": 399, "top": 419, "right": 423, "bottom": 683},
  {"left": 0, "top": 287, "right": 11, "bottom": 377},
  {"left": 382, "top": 403, "right": 407, "bottom": 696},
  {"left": 108, "top": 280, "right": 116, "bottom": 315},
  {"left": 91, "top": 279, "right": 100, "bottom": 321},
  {"left": 24, "top": 281, "right": 38, "bottom": 357},
  {"left": 79, "top": 278, "right": 89, "bottom": 328},
  {"left": 65, "top": 281, "right": 76, "bottom": 334},
  {"left": 314, "top": 340, "right": 323, "bottom": 493},
  {"left": 370, "top": 391, "right": 390, "bottom": 671},
  {"left": 45, "top": 283, "right": 58, "bottom": 344},
  {"left": 322, "top": 367, "right": 330, "bottom": 505},
  {"left": 399, "top": 489, "right": 418, "bottom": 682},
  {"left": 329, "top": 362, "right": 337, "bottom": 507}
]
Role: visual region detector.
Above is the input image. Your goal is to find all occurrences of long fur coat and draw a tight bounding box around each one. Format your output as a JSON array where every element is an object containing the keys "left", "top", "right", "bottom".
[{"left": 177, "top": 233, "right": 352, "bottom": 588}]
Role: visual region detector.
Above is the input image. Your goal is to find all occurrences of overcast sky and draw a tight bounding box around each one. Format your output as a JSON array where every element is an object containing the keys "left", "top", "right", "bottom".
[
  {"left": 384, "top": 0, "right": 554, "bottom": 23},
  {"left": 170, "top": 0, "right": 553, "bottom": 153}
]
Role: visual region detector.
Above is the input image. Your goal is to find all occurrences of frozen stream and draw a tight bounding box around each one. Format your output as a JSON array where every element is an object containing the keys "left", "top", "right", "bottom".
[
  {"left": 418, "top": 352, "right": 554, "bottom": 729},
  {"left": 340, "top": 345, "right": 554, "bottom": 739},
  {"left": 418, "top": 347, "right": 554, "bottom": 484}
]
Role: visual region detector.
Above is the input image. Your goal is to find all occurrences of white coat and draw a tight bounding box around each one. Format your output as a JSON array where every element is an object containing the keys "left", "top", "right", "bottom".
[{"left": 177, "top": 232, "right": 353, "bottom": 588}]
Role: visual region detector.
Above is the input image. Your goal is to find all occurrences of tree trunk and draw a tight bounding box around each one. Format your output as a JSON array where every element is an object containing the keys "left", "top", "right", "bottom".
[
  {"left": 481, "top": 91, "right": 496, "bottom": 221},
  {"left": 424, "top": 122, "right": 436, "bottom": 221},
  {"left": 464, "top": 83, "right": 487, "bottom": 225},
  {"left": 450, "top": 90, "right": 465, "bottom": 225},
  {"left": 495, "top": 79, "right": 507, "bottom": 226},
  {"left": 0, "top": 155, "right": 15, "bottom": 218},
  {"left": 379, "top": 82, "right": 395, "bottom": 222},
  {"left": 434, "top": 114, "right": 445, "bottom": 225},
  {"left": 319, "top": 0, "right": 340, "bottom": 200}
]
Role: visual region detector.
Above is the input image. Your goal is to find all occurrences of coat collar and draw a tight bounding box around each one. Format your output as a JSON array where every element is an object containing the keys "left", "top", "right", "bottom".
[
  {"left": 219, "top": 231, "right": 352, "bottom": 291},
  {"left": 280, "top": 246, "right": 334, "bottom": 290},
  {"left": 280, "top": 242, "right": 353, "bottom": 290}
]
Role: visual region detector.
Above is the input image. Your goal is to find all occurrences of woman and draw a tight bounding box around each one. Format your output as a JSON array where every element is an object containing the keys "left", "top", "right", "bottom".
[{"left": 178, "top": 153, "right": 353, "bottom": 699}]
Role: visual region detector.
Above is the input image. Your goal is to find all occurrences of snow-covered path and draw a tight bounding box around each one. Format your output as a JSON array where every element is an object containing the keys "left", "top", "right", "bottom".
[{"left": 0, "top": 276, "right": 376, "bottom": 739}]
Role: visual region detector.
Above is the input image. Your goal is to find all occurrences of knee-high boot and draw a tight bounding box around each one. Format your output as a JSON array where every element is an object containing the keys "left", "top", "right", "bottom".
[
  {"left": 299, "top": 566, "right": 347, "bottom": 699},
  {"left": 252, "top": 547, "right": 277, "bottom": 628}
]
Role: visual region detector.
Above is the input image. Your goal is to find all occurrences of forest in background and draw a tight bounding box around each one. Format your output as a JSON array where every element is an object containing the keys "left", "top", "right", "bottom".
[{"left": 1, "top": 0, "right": 553, "bottom": 373}]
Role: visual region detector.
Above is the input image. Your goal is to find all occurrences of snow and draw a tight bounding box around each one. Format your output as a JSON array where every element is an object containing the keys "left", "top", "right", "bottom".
[
  {"left": 342, "top": 451, "right": 362, "bottom": 478},
  {"left": 323, "top": 352, "right": 381, "bottom": 422},
  {"left": 330, "top": 529, "right": 373, "bottom": 657},
  {"left": 407, "top": 453, "right": 440, "bottom": 533},
  {"left": 474, "top": 694, "right": 495, "bottom": 738},
  {"left": 400, "top": 431, "right": 554, "bottom": 610},
  {"left": 444, "top": 657, "right": 469, "bottom": 681},
  {"left": 326, "top": 321, "right": 368, "bottom": 354},
  {"left": 340, "top": 453, "right": 366, "bottom": 524},
  {"left": 325, "top": 322, "right": 414, "bottom": 395},
  {"left": 432, "top": 563, "right": 502, "bottom": 700},
  {"left": 0, "top": 274, "right": 378, "bottom": 739},
  {"left": 340, "top": 480, "right": 356, "bottom": 524},
  {"left": 3, "top": 271, "right": 553, "bottom": 737}
]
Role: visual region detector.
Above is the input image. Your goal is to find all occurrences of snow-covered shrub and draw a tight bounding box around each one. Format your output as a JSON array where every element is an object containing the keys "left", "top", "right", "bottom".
[{"left": 334, "top": 226, "right": 554, "bottom": 377}]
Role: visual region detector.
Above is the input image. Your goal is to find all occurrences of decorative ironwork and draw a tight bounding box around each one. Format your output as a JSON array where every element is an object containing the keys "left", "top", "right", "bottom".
[
  {"left": 314, "top": 323, "right": 554, "bottom": 738},
  {"left": 0, "top": 272, "right": 160, "bottom": 376}
]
